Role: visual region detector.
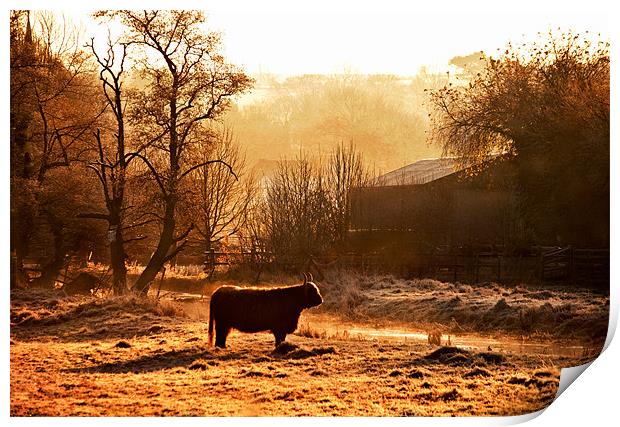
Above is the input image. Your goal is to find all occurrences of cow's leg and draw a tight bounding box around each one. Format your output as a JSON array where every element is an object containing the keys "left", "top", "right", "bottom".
[
  {"left": 215, "top": 323, "right": 230, "bottom": 348},
  {"left": 273, "top": 330, "right": 286, "bottom": 347}
]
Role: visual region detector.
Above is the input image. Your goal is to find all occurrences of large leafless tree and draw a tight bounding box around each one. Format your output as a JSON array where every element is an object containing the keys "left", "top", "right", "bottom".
[
  {"left": 96, "top": 11, "right": 253, "bottom": 294},
  {"left": 80, "top": 36, "right": 134, "bottom": 294},
  {"left": 181, "top": 126, "right": 256, "bottom": 264}
]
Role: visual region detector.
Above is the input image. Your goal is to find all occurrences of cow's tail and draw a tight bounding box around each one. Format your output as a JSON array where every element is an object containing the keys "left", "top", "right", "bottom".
[{"left": 208, "top": 297, "right": 215, "bottom": 347}]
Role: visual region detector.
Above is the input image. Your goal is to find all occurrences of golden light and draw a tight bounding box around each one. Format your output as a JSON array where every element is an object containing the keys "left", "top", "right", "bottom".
[{"left": 40, "top": 4, "right": 609, "bottom": 77}]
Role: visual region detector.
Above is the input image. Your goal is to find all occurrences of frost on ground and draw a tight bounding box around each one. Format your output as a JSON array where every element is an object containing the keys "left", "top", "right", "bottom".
[
  {"left": 318, "top": 273, "right": 609, "bottom": 345},
  {"left": 9, "top": 284, "right": 595, "bottom": 416}
]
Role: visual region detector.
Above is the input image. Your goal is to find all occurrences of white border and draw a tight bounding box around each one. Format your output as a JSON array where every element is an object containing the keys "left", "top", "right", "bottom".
[{"left": 3, "top": 1, "right": 616, "bottom": 425}]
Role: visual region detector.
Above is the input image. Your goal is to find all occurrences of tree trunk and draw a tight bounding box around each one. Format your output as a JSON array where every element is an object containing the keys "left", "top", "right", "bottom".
[
  {"left": 204, "top": 234, "right": 215, "bottom": 278},
  {"left": 131, "top": 200, "right": 176, "bottom": 295},
  {"left": 132, "top": 83, "right": 181, "bottom": 296},
  {"left": 110, "top": 239, "right": 127, "bottom": 294},
  {"left": 11, "top": 115, "right": 36, "bottom": 288},
  {"left": 109, "top": 216, "right": 127, "bottom": 295},
  {"left": 10, "top": 251, "right": 18, "bottom": 289},
  {"left": 32, "top": 210, "right": 65, "bottom": 288},
  {"left": 12, "top": 207, "right": 34, "bottom": 288}
]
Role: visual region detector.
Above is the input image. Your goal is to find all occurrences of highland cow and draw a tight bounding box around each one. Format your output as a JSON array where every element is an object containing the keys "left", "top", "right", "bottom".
[{"left": 208, "top": 273, "right": 323, "bottom": 348}]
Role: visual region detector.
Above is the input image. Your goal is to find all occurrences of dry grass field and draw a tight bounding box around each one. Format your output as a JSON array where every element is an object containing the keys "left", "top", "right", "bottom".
[{"left": 10, "top": 275, "right": 607, "bottom": 417}]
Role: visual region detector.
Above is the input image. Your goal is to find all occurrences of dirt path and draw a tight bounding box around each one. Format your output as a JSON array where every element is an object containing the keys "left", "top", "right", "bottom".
[{"left": 9, "top": 289, "right": 578, "bottom": 416}]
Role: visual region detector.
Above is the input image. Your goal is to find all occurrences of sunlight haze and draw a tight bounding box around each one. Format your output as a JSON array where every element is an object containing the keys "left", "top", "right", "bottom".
[
  {"left": 59, "top": 6, "right": 609, "bottom": 76},
  {"left": 206, "top": 10, "right": 609, "bottom": 75}
]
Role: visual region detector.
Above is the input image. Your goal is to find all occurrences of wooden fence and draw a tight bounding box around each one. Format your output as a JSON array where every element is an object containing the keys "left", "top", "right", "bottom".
[
  {"left": 286, "top": 246, "right": 608, "bottom": 287},
  {"left": 540, "top": 247, "right": 609, "bottom": 286},
  {"left": 73, "top": 245, "right": 606, "bottom": 288}
]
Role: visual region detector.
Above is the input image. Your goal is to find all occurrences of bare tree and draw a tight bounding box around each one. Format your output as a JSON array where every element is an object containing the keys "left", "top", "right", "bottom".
[
  {"left": 80, "top": 36, "right": 136, "bottom": 294},
  {"left": 326, "top": 141, "right": 372, "bottom": 249},
  {"left": 260, "top": 143, "right": 372, "bottom": 265},
  {"left": 263, "top": 154, "right": 330, "bottom": 265},
  {"left": 27, "top": 12, "right": 101, "bottom": 183},
  {"left": 181, "top": 125, "right": 256, "bottom": 267},
  {"left": 96, "top": 11, "right": 253, "bottom": 294}
]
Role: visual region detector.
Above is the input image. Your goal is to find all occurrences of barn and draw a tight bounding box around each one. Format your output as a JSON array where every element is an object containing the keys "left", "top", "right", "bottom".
[
  {"left": 345, "top": 156, "right": 609, "bottom": 285},
  {"left": 348, "top": 156, "right": 517, "bottom": 254}
]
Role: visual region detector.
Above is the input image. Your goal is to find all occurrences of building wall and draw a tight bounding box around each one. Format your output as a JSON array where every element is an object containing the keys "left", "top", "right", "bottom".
[{"left": 349, "top": 160, "right": 516, "bottom": 252}]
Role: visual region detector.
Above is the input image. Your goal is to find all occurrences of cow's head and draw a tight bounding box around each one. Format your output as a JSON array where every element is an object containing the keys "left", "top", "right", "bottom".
[{"left": 302, "top": 273, "right": 323, "bottom": 308}]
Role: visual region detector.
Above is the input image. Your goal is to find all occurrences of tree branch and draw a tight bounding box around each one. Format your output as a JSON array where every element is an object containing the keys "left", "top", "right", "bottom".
[
  {"left": 77, "top": 212, "right": 110, "bottom": 221},
  {"left": 163, "top": 240, "right": 189, "bottom": 263},
  {"left": 123, "top": 235, "right": 148, "bottom": 244},
  {"left": 125, "top": 152, "right": 167, "bottom": 195},
  {"left": 179, "top": 159, "right": 238, "bottom": 181},
  {"left": 172, "top": 224, "right": 194, "bottom": 243},
  {"left": 121, "top": 219, "right": 157, "bottom": 231}
]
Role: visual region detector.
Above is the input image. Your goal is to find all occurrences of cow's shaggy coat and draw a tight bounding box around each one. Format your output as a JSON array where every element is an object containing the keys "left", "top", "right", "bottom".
[{"left": 208, "top": 275, "right": 323, "bottom": 348}]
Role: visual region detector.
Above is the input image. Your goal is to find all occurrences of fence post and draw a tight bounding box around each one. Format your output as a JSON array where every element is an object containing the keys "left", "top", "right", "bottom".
[
  {"left": 497, "top": 254, "right": 501, "bottom": 282},
  {"left": 156, "top": 267, "right": 166, "bottom": 300},
  {"left": 538, "top": 248, "right": 544, "bottom": 281},
  {"left": 569, "top": 246, "right": 575, "bottom": 285},
  {"left": 453, "top": 254, "right": 458, "bottom": 282}
]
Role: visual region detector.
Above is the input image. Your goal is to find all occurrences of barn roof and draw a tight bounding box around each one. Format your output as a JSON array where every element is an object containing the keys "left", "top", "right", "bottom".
[{"left": 374, "top": 158, "right": 463, "bottom": 186}]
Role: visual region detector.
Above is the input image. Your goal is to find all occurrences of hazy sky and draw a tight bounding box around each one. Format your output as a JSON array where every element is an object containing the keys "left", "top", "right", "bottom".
[
  {"left": 205, "top": 9, "right": 609, "bottom": 75},
  {"left": 26, "top": 0, "right": 612, "bottom": 76}
]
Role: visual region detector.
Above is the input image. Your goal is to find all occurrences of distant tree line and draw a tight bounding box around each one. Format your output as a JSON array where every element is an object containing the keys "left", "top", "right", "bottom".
[{"left": 224, "top": 72, "right": 445, "bottom": 172}]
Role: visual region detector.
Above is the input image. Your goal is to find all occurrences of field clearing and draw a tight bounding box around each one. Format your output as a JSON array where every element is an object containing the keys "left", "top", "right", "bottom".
[{"left": 10, "top": 278, "right": 606, "bottom": 417}]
